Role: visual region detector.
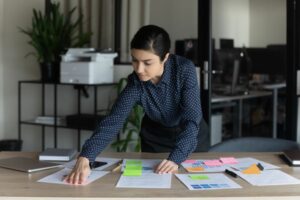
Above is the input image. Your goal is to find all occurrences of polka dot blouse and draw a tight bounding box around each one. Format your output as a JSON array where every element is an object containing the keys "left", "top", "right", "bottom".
[{"left": 80, "top": 54, "right": 202, "bottom": 165}]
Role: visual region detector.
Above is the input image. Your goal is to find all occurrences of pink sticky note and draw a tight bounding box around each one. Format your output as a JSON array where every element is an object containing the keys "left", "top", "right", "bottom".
[
  {"left": 183, "top": 159, "right": 196, "bottom": 164},
  {"left": 220, "top": 157, "right": 238, "bottom": 164},
  {"left": 203, "top": 160, "right": 222, "bottom": 166}
]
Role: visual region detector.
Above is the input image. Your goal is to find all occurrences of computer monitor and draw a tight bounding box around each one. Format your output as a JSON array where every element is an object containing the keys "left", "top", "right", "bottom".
[
  {"left": 246, "top": 46, "right": 286, "bottom": 76},
  {"left": 212, "top": 48, "right": 250, "bottom": 94},
  {"left": 175, "top": 39, "right": 198, "bottom": 65},
  {"left": 220, "top": 38, "right": 234, "bottom": 49}
]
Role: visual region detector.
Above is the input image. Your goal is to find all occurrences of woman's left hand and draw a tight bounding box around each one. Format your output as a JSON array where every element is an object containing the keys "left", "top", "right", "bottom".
[{"left": 155, "top": 159, "right": 178, "bottom": 174}]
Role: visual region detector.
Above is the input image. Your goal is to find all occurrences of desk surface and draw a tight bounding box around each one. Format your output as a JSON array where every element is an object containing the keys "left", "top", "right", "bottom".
[
  {"left": 212, "top": 90, "right": 272, "bottom": 103},
  {"left": 0, "top": 152, "right": 300, "bottom": 199}
]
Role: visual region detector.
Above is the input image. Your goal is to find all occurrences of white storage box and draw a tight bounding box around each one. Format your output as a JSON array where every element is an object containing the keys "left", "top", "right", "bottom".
[{"left": 60, "top": 48, "right": 117, "bottom": 84}]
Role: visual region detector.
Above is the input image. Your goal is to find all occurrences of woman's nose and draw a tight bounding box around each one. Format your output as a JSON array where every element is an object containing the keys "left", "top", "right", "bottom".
[{"left": 136, "top": 63, "right": 144, "bottom": 73}]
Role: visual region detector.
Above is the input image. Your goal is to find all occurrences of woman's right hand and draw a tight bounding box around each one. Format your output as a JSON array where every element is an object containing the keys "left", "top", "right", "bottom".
[{"left": 64, "top": 156, "right": 91, "bottom": 185}]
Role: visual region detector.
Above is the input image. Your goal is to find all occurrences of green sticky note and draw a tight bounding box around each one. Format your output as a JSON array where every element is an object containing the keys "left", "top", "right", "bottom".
[
  {"left": 123, "top": 169, "right": 142, "bottom": 176},
  {"left": 126, "top": 160, "right": 142, "bottom": 165},
  {"left": 126, "top": 165, "right": 142, "bottom": 170},
  {"left": 189, "top": 175, "right": 209, "bottom": 180}
]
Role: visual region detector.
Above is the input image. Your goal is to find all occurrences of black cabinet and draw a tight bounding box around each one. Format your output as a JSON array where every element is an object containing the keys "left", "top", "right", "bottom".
[{"left": 18, "top": 80, "right": 117, "bottom": 151}]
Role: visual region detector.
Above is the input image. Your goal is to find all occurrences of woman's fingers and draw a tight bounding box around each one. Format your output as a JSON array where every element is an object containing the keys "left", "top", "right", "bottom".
[
  {"left": 63, "top": 156, "right": 90, "bottom": 185},
  {"left": 155, "top": 159, "right": 168, "bottom": 173},
  {"left": 155, "top": 159, "right": 178, "bottom": 174}
]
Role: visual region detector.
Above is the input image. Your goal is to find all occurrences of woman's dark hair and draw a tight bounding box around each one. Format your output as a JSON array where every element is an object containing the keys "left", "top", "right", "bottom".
[{"left": 130, "top": 25, "right": 170, "bottom": 61}]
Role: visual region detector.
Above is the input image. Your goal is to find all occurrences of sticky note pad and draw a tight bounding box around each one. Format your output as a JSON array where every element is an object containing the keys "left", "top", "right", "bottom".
[
  {"left": 126, "top": 165, "right": 142, "bottom": 170},
  {"left": 242, "top": 164, "right": 261, "bottom": 174},
  {"left": 123, "top": 169, "right": 142, "bottom": 176},
  {"left": 220, "top": 157, "right": 238, "bottom": 164},
  {"left": 183, "top": 159, "right": 196, "bottom": 164},
  {"left": 189, "top": 175, "right": 209, "bottom": 180},
  {"left": 203, "top": 160, "right": 223, "bottom": 166},
  {"left": 186, "top": 167, "right": 205, "bottom": 172}
]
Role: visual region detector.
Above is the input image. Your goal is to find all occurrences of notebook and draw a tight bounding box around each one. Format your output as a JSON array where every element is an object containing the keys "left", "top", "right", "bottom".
[
  {"left": 39, "top": 148, "right": 77, "bottom": 161},
  {"left": 283, "top": 150, "right": 300, "bottom": 166},
  {"left": 0, "top": 157, "right": 63, "bottom": 173}
]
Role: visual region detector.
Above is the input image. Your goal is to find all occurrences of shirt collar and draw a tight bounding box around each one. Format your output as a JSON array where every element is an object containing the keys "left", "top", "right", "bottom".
[{"left": 158, "top": 56, "right": 172, "bottom": 86}]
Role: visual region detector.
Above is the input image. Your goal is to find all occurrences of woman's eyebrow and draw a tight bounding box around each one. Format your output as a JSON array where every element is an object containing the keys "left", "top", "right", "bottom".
[{"left": 131, "top": 56, "right": 153, "bottom": 62}]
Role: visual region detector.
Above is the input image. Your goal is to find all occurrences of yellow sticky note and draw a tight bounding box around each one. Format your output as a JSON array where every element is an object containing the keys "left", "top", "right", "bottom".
[
  {"left": 186, "top": 167, "right": 204, "bottom": 172},
  {"left": 242, "top": 164, "right": 261, "bottom": 174}
]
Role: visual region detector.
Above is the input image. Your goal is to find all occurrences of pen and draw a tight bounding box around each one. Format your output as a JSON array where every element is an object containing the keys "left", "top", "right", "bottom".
[
  {"left": 257, "top": 163, "right": 264, "bottom": 171},
  {"left": 112, "top": 163, "right": 122, "bottom": 173},
  {"left": 225, "top": 169, "right": 238, "bottom": 178}
]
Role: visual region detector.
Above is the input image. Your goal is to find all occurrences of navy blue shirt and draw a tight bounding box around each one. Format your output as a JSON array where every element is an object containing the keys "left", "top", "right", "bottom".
[{"left": 80, "top": 54, "right": 202, "bottom": 164}]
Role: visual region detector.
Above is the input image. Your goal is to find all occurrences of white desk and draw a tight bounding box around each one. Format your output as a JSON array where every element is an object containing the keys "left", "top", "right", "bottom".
[{"left": 212, "top": 90, "right": 273, "bottom": 137}]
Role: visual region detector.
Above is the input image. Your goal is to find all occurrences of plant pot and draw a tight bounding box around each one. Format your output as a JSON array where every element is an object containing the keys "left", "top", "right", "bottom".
[{"left": 40, "top": 62, "right": 60, "bottom": 83}]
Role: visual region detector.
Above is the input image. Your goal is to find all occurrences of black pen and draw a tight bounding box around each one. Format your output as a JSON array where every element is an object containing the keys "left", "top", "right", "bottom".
[
  {"left": 257, "top": 163, "right": 264, "bottom": 171},
  {"left": 225, "top": 169, "right": 238, "bottom": 178}
]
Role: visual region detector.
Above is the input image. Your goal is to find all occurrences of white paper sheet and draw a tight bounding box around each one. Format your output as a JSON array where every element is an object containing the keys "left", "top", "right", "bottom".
[
  {"left": 62, "top": 157, "right": 121, "bottom": 170},
  {"left": 176, "top": 173, "right": 242, "bottom": 190},
  {"left": 235, "top": 170, "right": 300, "bottom": 186},
  {"left": 230, "top": 157, "right": 280, "bottom": 171},
  {"left": 116, "top": 172, "right": 172, "bottom": 189},
  {"left": 38, "top": 168, "right": 109, "bottom": 185}
]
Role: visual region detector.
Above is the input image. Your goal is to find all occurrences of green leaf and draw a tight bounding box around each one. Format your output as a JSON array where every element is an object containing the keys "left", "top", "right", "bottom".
[{"left": 19, "top": 1, "right": 92, "bottom": 63}]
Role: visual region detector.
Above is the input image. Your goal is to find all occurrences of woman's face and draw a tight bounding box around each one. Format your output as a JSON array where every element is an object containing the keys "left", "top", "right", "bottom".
[{"left": 131, "top": 49, "right": 169, "bottom": 84}]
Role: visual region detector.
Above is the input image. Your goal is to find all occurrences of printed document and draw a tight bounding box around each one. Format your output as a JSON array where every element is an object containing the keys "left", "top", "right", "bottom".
[
  {"left": 116, "top": 171, "right": 172, "bottom": 189},
  {"left": 38, "top": 168, "right": 109, "bottom": 185},
  {"left": 176, "top": 173, "right": 242, "bottom": 190},
  {"left": 235, "top": 170, "right": 300, "bottom": 186}
]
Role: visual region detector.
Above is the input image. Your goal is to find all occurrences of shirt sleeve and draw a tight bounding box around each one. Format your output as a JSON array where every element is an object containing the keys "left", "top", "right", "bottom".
[
  {"left": 168, "top": 60, "right": 202, "bottom": 165},
  {"left": 80, "top": 75, "right": 140, "bottom": 162}
]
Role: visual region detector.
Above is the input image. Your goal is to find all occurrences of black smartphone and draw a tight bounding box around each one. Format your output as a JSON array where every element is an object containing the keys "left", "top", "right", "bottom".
[{"left": 90, "top": 161, "right": 107, "bottom": 169}]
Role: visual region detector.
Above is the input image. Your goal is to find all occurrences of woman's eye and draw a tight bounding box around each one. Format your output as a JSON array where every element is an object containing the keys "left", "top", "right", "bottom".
[{"left": 145, "top": 63, "right": 151, "bottom": 66}]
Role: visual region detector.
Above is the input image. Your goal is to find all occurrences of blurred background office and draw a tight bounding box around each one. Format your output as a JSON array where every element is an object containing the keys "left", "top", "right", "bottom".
[{"left": 1, "top": 0, "right": 299, "bottom": 152}]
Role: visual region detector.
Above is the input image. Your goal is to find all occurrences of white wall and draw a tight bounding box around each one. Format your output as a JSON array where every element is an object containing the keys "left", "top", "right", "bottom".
[
  {"left": 149, "top": 0, "right": 198, "bottom": 53},
  {"left": 212, "top": 0, "right": 285, "bottom": 48},
  {"left": 1, "top": 0, "right": 43, "bottom": 142},
  {"left": 212, "top": 0, "right": 250, "bottom": 48},
  {"left": 249, "top": 0, "right": 286, "bottom": 47}
]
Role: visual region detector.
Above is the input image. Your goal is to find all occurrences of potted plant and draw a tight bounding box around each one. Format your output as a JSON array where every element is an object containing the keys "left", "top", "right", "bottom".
[{"left": 20, "top": 2, "right": 92, "bottom": 82}]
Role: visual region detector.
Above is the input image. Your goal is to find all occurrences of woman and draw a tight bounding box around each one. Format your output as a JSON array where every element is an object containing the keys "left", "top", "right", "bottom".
[{"left": 65, "top": 25, "right": 206, "bottom": 185}]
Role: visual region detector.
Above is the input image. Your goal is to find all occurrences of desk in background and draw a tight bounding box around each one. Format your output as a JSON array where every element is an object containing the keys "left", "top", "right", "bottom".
[
  {"left": 0, "top": 151, "right": 300, "bottom": 199},
  {"left": 212, "top": 90, "right": 272, "bottom": 138},
  {"left": 261, "top": 83, "right": 286, "bottom": 138}
]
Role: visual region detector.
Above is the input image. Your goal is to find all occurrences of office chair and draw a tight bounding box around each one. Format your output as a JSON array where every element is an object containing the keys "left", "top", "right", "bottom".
[
  {"left": 0, "top": 139, "right": 22, "bottom": 151},
  {"left": 208, "top": 137, "right": 300, "bottom": 152}
]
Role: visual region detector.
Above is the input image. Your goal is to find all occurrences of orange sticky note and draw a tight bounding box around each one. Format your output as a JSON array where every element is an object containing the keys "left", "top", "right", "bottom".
[
  {"left": 186, "top": 167, "right": 204, "bottom": 172},
  {"left": 242, "top": 164, "right": 261, "bottom": 174}
]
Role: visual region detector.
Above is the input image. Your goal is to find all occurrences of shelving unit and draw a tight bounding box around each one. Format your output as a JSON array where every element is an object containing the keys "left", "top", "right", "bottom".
[{"left": 18, "top": 80, "right": 117, "bottom": 151}]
